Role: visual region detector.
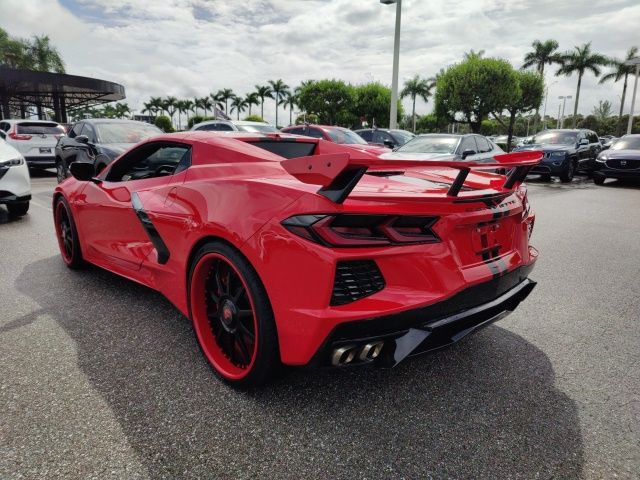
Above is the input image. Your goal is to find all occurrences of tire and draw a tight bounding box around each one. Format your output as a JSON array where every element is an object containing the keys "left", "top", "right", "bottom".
[
  {"left": 540, "top": 173, "right": 551, "bottom": 182},
  {"left": 54, "top": 197, "right": 84, "bottom": 269},
  {"left": 559, "top": 159, "right": 575, "bottom": 183},
  {"left": 188, "top": 241, "right": 280, "bottom": 388},
  {"left": 56, "top": 159, "right": 67, "bottom": 183},
  {"left": 7, "top": 201, "right": 29, "bottom": 217},
  {"left": 593, "top": 176, "right": 605, "bottom": 185}
]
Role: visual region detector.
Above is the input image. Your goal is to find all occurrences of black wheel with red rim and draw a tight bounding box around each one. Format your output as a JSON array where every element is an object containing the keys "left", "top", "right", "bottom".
[
  {"left": 54, "top": 197, "right": 84, "bottom": 269},
  {"left": 189, "top": 241, "right": 279, "bottom": 388}
]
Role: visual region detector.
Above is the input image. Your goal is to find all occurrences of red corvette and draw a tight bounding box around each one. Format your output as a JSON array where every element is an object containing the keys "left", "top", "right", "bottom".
[{"left": 53, "top": 131, "right": 541, "bottom": 388}]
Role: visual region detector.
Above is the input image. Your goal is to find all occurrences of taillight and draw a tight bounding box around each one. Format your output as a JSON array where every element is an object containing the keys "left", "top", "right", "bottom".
[
  {"left": 8, "top": 132, "right": 32, "bottom": 141},
  {"left": 282, "top": 214, "right": 439, "bottom": 247}
]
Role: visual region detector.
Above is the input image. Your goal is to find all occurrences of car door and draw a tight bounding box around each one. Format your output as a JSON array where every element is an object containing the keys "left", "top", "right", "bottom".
[
  {"left": 59, "top": 122, "right": 89, "bottom": 167},
  {"left": 76, "top": 141, "right": 192, "bottom": 271}
]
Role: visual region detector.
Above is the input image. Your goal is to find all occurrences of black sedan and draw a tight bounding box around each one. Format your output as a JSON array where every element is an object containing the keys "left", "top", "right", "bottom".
[
  {"left": 380, "top": 133, "right": 503, "bottom": 162},
  {"left": 514, "top": 129, "right": 602, "bottom": 182},
  {"left": 55, "top": 119, "right": 162, "bottom": 183},
  {"left": 593, "top": 134, "right": 640, "bottom": 185},
  {"left": 354, "top": 128, "right": 415, "bottom": 149}
]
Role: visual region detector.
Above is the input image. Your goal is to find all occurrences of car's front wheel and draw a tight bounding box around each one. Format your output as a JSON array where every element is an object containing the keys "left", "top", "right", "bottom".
[
  {"left": 56, "top": 159, "right": 67, "bottom": 183},
  {"left": 593, "top": 176, "right": 605, "bottom": 185},
  {"left": 559, "top": 159, "right": 575, "bottom": 183},
  {"left": 54, "top": 197, "right": 84, "bottom": 268},
  {"left": 189, "top": 241, "right": 280, "bottom": 388},
  {"left": 7, "top": 201, "right": 29, "bottom": 217}
]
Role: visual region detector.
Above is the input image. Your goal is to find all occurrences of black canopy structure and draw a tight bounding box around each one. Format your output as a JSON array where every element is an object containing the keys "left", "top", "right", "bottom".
[{"left": 0, "top": 66, "right": 125, "bottom": 123}]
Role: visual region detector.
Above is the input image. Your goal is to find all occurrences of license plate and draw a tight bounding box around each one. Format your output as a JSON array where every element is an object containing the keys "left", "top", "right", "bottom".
[{"left": 39, "top": 148, "right": 51, "bottom": 153}]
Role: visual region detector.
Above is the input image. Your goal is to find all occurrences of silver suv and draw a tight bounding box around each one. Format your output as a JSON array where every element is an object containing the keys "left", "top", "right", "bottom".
[
  {"left": 0, "top": 119, "right": 65, "bottom": 169},
  {"left": 190, "top": 120, "right": 278, "bottom": 134}
]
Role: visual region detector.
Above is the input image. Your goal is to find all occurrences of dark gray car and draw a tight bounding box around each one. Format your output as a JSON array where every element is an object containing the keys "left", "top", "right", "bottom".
[
  {"left": 55, "top": 119, "right": 162, "bottom": 183},
  {"left": 381, "top": 133, "right": 503, "bottom": 162}
]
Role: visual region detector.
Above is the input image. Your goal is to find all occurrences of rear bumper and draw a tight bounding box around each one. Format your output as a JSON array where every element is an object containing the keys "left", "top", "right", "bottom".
[
  {"left": 308, "top": 263, "right": 536, "bottom": 368},
  {"left": 0, "top": 193, "right": 31, "bottom": 205},
  {"left": 24, "top": 155, "right": 56, "bottom": 168}
]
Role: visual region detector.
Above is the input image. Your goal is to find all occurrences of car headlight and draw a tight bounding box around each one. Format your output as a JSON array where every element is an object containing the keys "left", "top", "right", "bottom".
[{"left": 0, "top": 157, "right": 25, "bottom": 167}]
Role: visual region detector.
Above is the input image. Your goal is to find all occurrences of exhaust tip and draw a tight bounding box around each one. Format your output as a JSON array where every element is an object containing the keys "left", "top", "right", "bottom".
[
  {"left": 331, "top": 345, "right": 357, "bottom": 366},
  {"left": 358, "top": 342, "right": 384, "bottom": 362}
]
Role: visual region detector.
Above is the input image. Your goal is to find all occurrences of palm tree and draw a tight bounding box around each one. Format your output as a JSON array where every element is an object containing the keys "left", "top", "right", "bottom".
[
  {"left": 268, "top": 79, "right": 289, "bottom": 127},
  {"left": 182, "top": 99, "right": 194, "bottom": 128},
  {"left": 522, "top": 40, "right": 562, "bottom": 131},
  {"left": 230, "top": 96, "right": 247, "bottom": 120},
  {"left": 280, "top": 92, "right": 298, "bottom": 126},
  {"left": 400, "top": 75, "right": 436, "bottom": 132},
  {"left": 600, "top": 46, "right": 639, "bottom": 135},
  {"left": 148, "top": 96, "right": 164, "bottom": 117},
  {"left": 28, "top": 35, "right": 65, "bottom": 73},
  {"left": 163, "top": 96, "right": 178, "bottom": 128},
  {"left": 522, "top": 39, "right": 561, "bottom": 77},
  {"left": 463, "top": 49, "right": 485, "bottom": 60},
  {"left": 215, "top": 89, "right": 235, "bottom": 115},
  {"left": 245, "top": 92, "right": 260, "bottom": 117},
  {"left": 556, "top": 43, "right": 610, "bottom": 128},
  {"left": 114, "top": 102, "right": 130, "bottom": 119},
  {"left": 255, "top": 85, "right": 273, "bottom": 120},
  {"left": 200, "top": 96, "right": 213, "bottom": 118}
]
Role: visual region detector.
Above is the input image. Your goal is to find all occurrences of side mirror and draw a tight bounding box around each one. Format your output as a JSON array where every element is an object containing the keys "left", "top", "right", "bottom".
[
  {"left": 76, "top": 135, "right": 90, "bottom": 144},
  {"left": 69, "top": 161, "right": 96, "bottom": 181},
  {"left": 461, "top": 149, "right": 476, "bottom": 159},
  {"left": 578, "top": 138, "right": 589, "bottom": 146},
  {"left": 383, "top": 139, "right": 395, "bottom": 149}
]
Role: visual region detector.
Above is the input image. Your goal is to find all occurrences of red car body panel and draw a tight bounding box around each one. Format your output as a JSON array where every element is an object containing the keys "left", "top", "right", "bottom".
[{"left": 54, "top": 132, "right": 540, "bottom": 366}]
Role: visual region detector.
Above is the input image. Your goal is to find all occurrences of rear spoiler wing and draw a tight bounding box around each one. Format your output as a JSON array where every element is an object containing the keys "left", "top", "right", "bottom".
[{"left": 281, "top": 150, "right": 543, "bottom": 203}]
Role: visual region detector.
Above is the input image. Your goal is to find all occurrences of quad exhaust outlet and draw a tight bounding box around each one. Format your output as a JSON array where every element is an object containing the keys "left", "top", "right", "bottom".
[{"left": 331, "top": 341, "right": 384, "bottom": 366}]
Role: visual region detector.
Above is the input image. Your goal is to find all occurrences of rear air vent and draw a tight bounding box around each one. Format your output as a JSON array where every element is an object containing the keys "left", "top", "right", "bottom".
[{"left": 331, "top": 260, "right": 385, "bottom": 306}]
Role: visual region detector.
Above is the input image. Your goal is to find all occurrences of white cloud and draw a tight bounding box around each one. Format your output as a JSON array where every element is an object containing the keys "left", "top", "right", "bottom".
[{"left": 1, "top": 0, "right": 639, "bottom": 125}]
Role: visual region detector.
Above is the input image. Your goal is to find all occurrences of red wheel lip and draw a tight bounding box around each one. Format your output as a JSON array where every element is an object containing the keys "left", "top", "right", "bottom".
[
  {"left": 54, "top": 201, "right": 73, "bottom": 265},
  {"left": 190, "top": 252, "right": 259, "bottom": 381}
]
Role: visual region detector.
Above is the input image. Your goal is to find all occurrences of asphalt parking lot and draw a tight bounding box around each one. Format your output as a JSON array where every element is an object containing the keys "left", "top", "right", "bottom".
[{"left": 1, "top": 171, "right": 639, "bottom": 479}]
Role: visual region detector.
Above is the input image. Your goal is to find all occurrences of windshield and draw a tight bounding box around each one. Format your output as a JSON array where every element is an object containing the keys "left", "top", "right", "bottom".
[
  {"left": 326, "top": 127, "right": 368, "bottom": 145},
  {"left": 610, "top": 136, "right": 640, "bottom": 150},
  {"left": 391, "top": 130, "right": 415, "bottom": 145},
  {"left": 532, "top": 131, "right": 578, "bottom": 145},
  {"left": 396, "top": 135, "right": 459, "bottom": 154},
  {"left": 96, "top": 122, "right": 162, "bottom": 144},
  {"left": 236, "top": 124, "right": 279, "bottom": 133},
  {"left": 17, "top": 123, "right": 65, "bottom": 135}
]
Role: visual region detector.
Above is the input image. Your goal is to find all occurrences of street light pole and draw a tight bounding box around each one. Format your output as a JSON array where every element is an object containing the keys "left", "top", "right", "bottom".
[
  {"left": 625, "top": 58, "right": 640, "bottom": 134},
  {"left": 557, "top": 104, "right": 561, "bottom": 128},
  {"left": 381, "top": 0, "right": 402, "bottom": 129},
  {"left": 541, "top": 80, "right": 558, "bottom": 131},
  {"left": 559, "top": 95, "right": 572, "bottom": 128}
]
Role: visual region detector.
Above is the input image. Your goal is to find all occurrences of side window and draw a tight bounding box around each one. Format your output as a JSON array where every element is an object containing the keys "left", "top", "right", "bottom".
[
  {"left": 69, "top": 123, "right": 83, "bottom": 138},
  {"left": 358, "top": 130, "right": 372, "bottom": 142},
  {"left": 106, "top": 142, "right": 191, "bottom": 182},
  {"left": 475, "top": 136, "right": 491, "bottom": 153},
  {"left": 197, "top": 123, "right": 233, "bottom": 131},
  {"left": 589, "top": 132, "right": 598, "bottom": 144},
  {"left": 0, "top": 122, "right": 9, "bottom": 132},
  {"left": 83, "top": 124, "right": 97, "bottom": 142},
  {"left": 372, "top": 131, "right": 390, "bottom": 144},
  {"left": 306, "top": 128, "right": 326, "bottom": 139},
  {"left": 284, "top": 127, "right": 304, "bottom": 135},
  {"left": 458, "top": 136, "right": 477, "bottom": 154}
]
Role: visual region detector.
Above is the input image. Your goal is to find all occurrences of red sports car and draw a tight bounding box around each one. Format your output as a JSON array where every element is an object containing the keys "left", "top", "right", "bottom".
[{"left": 53, "top": 131, "right": 541, "bottom": 388}]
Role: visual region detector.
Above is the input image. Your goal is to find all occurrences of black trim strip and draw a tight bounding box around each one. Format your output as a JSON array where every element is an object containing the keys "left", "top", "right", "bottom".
[{"left": 131, "top": 192, "right": 170, "bottom": 264}]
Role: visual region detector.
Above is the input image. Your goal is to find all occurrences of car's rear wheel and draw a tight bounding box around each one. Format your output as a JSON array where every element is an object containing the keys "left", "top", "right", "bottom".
[
  {"left": 7, "top": 201, "right": 29, "bottom": 217},
  {"left": 189, "top": 241, "right": 279, "bottom": 388},
  {"left": 54, "top": 197, "right": 84, "bottom": 268},
  {"left": 559, "top": 160, "right": 575, "bottom": 183}
]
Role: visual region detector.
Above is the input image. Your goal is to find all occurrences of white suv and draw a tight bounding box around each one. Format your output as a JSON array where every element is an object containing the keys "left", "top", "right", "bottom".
[
  {"left": 0, "top": 139, "right": 31, "bottom": 217},
  {"left": 0, "top": 119, "right": 65, "bottom": 169}
]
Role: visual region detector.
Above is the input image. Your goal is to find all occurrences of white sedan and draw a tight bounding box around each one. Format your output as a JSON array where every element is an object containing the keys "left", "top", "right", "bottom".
[{"left": 0, "top": 139, "right": 31, "bottom": 217}]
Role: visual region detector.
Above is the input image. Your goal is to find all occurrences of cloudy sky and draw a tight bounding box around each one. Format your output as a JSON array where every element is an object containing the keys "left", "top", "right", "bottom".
[{"left": 1, "top": 0, "right": 639, "bottom": 125}]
